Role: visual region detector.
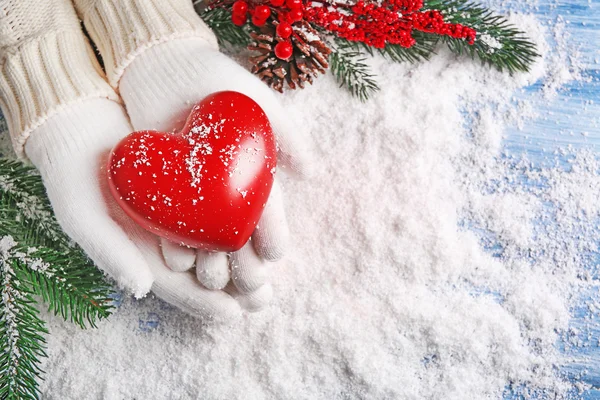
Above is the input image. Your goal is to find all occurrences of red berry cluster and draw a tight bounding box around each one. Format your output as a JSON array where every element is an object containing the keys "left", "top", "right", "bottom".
[
  {"left": 410, "top": 10, "right": 476, "bottom": 44},
  {"left": 303, "top": 0, "right": 477, "bottom": 48},
  {"left": 228, "top": 0, "right": 477, "bottom": 63},
  {"left": 231, "top": 0, "right": 305, "bottom": 60},
  {"left": 232, "top": 0, "right": 271, "bottom": 26}
]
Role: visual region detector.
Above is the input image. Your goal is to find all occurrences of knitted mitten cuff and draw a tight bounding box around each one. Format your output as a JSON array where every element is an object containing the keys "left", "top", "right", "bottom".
[{"left": 0, "top": 0, "right": 118, "bottom": 159}]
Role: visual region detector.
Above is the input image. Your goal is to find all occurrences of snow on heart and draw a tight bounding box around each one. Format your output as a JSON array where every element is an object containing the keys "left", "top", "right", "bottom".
[{"left": 107, "top": 91, "right": 277, "bottom": 252}]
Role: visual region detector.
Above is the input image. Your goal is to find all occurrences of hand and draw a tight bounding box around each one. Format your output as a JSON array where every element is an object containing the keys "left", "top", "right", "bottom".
[
  {"left": 118, "top": 37, "right": 311, "bottom": 311},
  {"left": 25, "top": 98, "right": 245, "bottom": 320}
]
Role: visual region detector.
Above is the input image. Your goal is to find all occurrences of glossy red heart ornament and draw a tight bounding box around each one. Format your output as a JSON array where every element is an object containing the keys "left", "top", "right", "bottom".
[{"left": 107, "top": 91, "right": 277, "bottom": 252}]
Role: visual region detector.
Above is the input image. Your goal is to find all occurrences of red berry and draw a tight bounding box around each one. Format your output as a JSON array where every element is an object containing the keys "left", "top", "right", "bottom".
[
  {"left": 251, "top": 14, "right": 267, "bottom": 26},
  {"left": 274, "top": 41, "right": 293, "bottom": 60},
  {"left": 276, "top": 22, "right": 293, "bottom": 38},
  {"left": 232, "top": 13, "right": 247, "bottom": 26},
  {"left": 288, "top": 8, "right": 303, "bottom": 21},
  {"left": 232, "top": 1, "right": 248, "bottom": 15},
  {"left": 253, "top": 5, "right": 271, "bottom": 20},
  {"left": 271, "top": 0, "right": 285, "bottom": 6},
  {"left": 286, "top": 0, "right": 303, "bottom": 9}
]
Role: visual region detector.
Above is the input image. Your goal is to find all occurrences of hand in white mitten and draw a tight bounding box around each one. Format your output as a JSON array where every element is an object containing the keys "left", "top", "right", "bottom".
[
  {"left": 24, "top": 98, "right": 243, "bottom": 319},
  {"left": 116, "top": 38, "right": 310, "bottom": 310},
  {"left": 73, "top": 0, "right": 311, "bottom": 310}
]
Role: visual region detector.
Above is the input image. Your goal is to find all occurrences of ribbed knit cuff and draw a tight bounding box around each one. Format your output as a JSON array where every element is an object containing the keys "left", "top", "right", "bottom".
[
  {"left": 0, "top": 31, "right": 119, "bottom": 159},
  {"left": 74, "top": 0, "right": 219, "bottom": 89}
]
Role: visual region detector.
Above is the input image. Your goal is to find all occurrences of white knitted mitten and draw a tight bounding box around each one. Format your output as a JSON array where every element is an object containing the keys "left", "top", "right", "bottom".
[
  {"left": 25, "top": 98, "right": 241, "bottom": 319},
  {"left": 74, "top": 0, "right": 312, "bottom": 310}
]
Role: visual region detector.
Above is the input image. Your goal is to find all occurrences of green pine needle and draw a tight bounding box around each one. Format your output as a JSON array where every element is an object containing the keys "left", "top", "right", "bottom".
[
  {"left": 0, "top": 158, "right": 115, "bottom": 399},
  {"left": 0, "top": 159, "right": 113, "bottom": 326},
  {"left": 0, "top": 256, "right": 48, "bottom": 400},
  {"left": 18, "top": 247, "right": 113, "bottom": 329},
  {"left": 330, "top": 39, "right": 380, "bottom": 101},
  {"left": 423, "top": 0, "right": 539, "bottom": 73},
  {"left": 0, "top": 161, "right": 66, "bottom": 248}
]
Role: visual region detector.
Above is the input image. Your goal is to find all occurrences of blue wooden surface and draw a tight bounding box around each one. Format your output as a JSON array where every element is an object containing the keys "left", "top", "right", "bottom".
[{"left": 484, "top": 0, "right": 600, "bottom": 398}]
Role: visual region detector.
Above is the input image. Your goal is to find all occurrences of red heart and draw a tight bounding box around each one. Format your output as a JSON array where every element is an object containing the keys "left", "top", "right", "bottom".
[{"left": 107, "top": 91, "right": 277, "bottom": 252}]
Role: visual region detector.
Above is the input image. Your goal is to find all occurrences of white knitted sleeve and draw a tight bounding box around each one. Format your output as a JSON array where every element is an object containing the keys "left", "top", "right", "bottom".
[
  {"left": 0, "top": 0, "right": 118, "bottom": 159},
  {"left": 73, "top": 0, "right": 219, "bottom": 89}
]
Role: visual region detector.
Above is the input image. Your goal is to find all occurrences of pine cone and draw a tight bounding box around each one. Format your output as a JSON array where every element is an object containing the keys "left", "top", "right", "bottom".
[{"left": 249, "top": 21, "right": 331, "bottom": 92}]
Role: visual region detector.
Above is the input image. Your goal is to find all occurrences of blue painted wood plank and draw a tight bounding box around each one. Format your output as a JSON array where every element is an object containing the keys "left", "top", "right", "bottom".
[{"left": 488, "top": 0, "right": 600, "bottom": 397}]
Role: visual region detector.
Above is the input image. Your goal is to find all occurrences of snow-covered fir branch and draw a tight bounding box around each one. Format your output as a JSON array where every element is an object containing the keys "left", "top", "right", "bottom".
[
  {"left": 0, "top": 159, "right": 115, "bottom": 400},
  {"left": 0, "top": 237, "right": 23, "bottom": 379}
]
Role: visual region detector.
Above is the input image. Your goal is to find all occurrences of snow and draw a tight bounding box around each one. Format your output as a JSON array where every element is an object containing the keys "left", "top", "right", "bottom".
[
  {"left": 1, "top": 236, "right": 24, "bottom": 376},
  {"left": 479, "top": 32, "right": 502, "bottom": 53},
  {"left": 0, "top": 7, "right": 595, "bottom": 400}
]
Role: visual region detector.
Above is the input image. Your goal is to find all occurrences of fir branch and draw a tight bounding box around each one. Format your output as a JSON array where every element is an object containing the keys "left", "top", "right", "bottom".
[
  {"left": 330, "top": 39, "right": 380, "bottom": 101},
  {"left": 0, "top": 249, "right": 48, "bottom": 400},
  {"left": 200, "top": 7, "right": 252, "bottom": 48},
  {"left": 16, "top": 247, "right": 113, "bottom": 329},
  {"left": 423, "top": 0, "right": 539, "bottom": 73},
  {"left": 0, "top": 160, "right": 114, "bottom": 328},
  {"left": 0, "top": 158, "right": 115, "bottom": 398},
  {"left": 0, "top": 160, "right": 67, "bottom": 248}
]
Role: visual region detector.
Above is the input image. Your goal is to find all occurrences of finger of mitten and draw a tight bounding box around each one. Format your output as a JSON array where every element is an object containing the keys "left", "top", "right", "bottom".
[
  {"left": 225, "top": 282, "right": 274, "bottom": 313},
  {"left": 160, "top": 238, "right": 196, "bottom": 272},
  {"left": 195, "top": 251, "right": 230, "bottom": 290},
  {"left": 151, "top": 263, "right": 241, "bottom": 322},
  {"left": 252, "top": 181, "right": 289, "bottom": 262},
  {"left": 120, "top": 216, "right": 240, "bottom": 321},
  {"left": 230, "top": 242, "right": 269, "bottom": 294}
]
